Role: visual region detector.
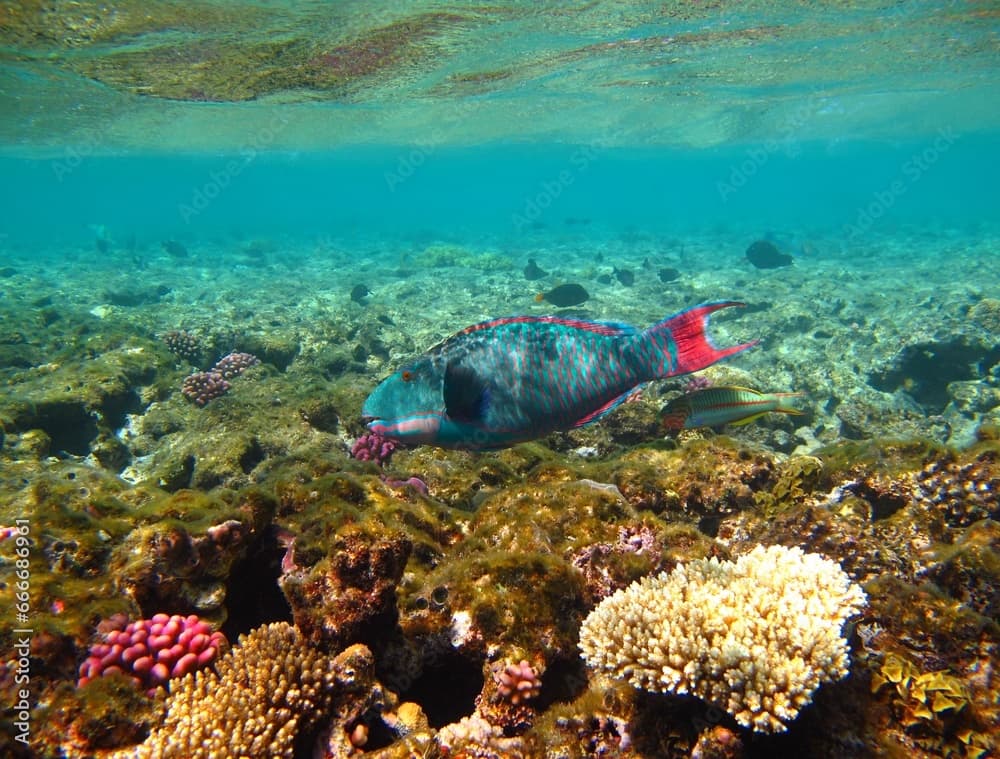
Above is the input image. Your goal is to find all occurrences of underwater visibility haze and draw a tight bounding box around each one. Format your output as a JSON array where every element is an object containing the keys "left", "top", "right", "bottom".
[{"left": 1, "top": 2, "right": 999, "bottom": 758}]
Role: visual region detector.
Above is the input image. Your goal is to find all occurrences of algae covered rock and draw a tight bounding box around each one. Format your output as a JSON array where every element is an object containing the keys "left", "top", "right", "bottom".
[
  {"left": 107, "top": 488, "right": 275, "bottom": 624},
  {"left": 607, "top": 438, "right": 776, "bottom": 529}
]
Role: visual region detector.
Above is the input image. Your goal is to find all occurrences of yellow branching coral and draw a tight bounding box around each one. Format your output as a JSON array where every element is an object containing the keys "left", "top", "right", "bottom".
[
  {"left": 111, "top": 622, "right": 374, "bottom": 758},
  {"left": 579, "top": 544, "right": 866, "bottom": 733}
]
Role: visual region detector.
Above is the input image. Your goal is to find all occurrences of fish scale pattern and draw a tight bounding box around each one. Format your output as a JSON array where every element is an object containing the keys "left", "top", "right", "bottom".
[
  {"left": 454, "top": 320, "right": 635, "bottom": 433},
  {"left": 363, "top": 303, "right": 754, "bottom": 449}
]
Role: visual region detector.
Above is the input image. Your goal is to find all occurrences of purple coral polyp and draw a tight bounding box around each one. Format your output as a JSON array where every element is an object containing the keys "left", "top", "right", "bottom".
[
  {"left": 351, "top": 430, "right": 397, "bottom": 466},
  {"left": 213, "top": 351, "right": 260, "bottom": 379},
  {"left": 163, "top": 330, "right": 201, "bottom": 362},
  {"left": 181, "top": 370, "right": 231, "bottom": 406},
  {"left": 496, "top": 659, "right": 542, "bottom": 705},
  {"left": 181, "top": 352, "right": 259, "bottom": 406},
  {"left": 78, "top": 613, "right": 226, "bottom": 695}
]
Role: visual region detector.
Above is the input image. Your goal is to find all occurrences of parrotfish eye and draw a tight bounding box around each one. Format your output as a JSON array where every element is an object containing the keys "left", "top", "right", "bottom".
[{"left": 401, "top": 370, "right": 413, "bottom": 382}]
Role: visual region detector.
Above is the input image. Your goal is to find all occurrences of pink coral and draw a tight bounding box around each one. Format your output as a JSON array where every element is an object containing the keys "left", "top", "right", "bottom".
[
  {"left": 683, "top": 374, "right": 713, "bottom": 392},
  {"left": 495, "top": 660, "right": 542, "bottom": 705},
  {"left": 78, "top": 613, "right": 226, "bottom": 695},
  {"left": 213, "top": 351, "right": 260, "bottom": 379},
  {"left": 350, "top": 430, "right": 397, "bottom": 466},
  {"left": 181, "top": 370, "right": 230, "bottom": 406},
  {"left": 180, "top": 352, "right": 260, "bottom": 406},
  {"left": 163, "top": 330, "right": 201, "bottom": 362}
]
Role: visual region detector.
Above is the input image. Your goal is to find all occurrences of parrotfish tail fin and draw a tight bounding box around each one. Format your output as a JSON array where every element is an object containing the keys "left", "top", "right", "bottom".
[{"left": 637, "top": 301, "right": 759, "bottom": 379}]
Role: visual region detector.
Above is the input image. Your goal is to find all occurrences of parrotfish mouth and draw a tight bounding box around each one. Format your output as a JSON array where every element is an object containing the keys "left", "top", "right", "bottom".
[{"left": 364, "top": 413, "right": 442, "bottom": 442}]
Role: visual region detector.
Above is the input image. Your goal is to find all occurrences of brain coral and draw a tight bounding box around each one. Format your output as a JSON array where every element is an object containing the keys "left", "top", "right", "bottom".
[{"left": 578, "top": 544, "right": 866, "bottom": 733}]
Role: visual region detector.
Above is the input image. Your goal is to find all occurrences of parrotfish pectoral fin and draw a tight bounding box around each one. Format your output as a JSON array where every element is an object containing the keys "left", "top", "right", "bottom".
[
  {"left": 443, "top": 362, "right": 491, "bottom": 423},
  {"left": 644, "top": 301, "right": 759, "bottom": 378},
  {"left": 572, "top": 385, "right": 646, "bottom": 428}
]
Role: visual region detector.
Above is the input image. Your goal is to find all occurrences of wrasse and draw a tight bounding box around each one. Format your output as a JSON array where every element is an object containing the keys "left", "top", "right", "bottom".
[
  {"left": 660, "top": 385, "right": 805, "bottom": 430},
  {"left": 363, "top": 301, "right": 757, "bottom": 450}
]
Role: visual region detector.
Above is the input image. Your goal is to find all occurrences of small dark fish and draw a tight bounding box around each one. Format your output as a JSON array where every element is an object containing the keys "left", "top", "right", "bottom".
[
  {"left": 658, "top": 267, "right": 681, "bottom": 283},
  {"left": 523, "top": 258, "right": 548, "bottom": 281},
  {"left": 613, "top": 267, "right": 634, "bottom": 287},
  {"left": 746, "top": 240, "right": 792, "bottom": 269},
  {"left": 377, "top": 314, "right": 395, "bottom": 326},
  {"left": 351, "top": 284, "right": 372, "bottom": 304},
  {"left": 536, "top": 283, "right": 589, "bottom": 307},
  {"left": 96, "top": 238, "right": 110, "bottom": 254},
  {"left": 162, "top": 240, "right": 189, "bottom": 258},
  {"left": 596, "top": 274, "right": 612, "bottom": 285}
]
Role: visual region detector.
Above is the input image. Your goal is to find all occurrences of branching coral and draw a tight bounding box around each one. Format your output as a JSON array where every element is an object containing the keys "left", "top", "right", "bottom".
[
  {"left": 579, "top": 544, "right": 866, "bottom": 732},
  {"left": 112, "top": 622, "right": 375, "bottom": 758}
]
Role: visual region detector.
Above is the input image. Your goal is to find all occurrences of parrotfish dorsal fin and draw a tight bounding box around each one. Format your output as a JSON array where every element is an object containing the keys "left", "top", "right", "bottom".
[{"left": 444, "top": 362, "right": 490, "bottom": 423}]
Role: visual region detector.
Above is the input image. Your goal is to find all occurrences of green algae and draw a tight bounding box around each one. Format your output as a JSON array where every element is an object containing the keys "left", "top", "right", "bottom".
[
  {"left": 38, "top": 9, "right": 470, "bottom": 102},
  {"left": 0, "top": 0, "right": 274, "bottom": 49},
  {"left": 2, "top": 328, "right": 998, "bottom": 759},
  {"left": 753, "top": 454, "right": 823, "bottom": 518},
  {"left": 814, "top": 437, "right": 953, "bottom": 483},
  {"left": 600, "top": 436, "right": 776, "bottom": 522},
  {"left": 34, "top": 675, "right": 160, "bottom": 754},
  {"left": 1, "top": 335, "right": 176, "bottom": 460}
]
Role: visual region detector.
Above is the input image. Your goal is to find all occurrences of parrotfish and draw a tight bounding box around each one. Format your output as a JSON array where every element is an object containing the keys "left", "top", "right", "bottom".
[
  {"left": 660, "top": 385, "right": 805, "bottom": 430},
  {"left": 362, "top": 301, "right": 757, "bottom": 450}
]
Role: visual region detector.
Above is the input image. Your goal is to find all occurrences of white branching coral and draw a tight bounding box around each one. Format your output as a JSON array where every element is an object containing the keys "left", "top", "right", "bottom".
[{"left": 578, "top": 544, "right": 866, "bottom": 732}]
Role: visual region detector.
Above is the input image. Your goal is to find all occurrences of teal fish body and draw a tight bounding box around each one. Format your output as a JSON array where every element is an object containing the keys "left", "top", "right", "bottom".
[
  {"left": 660, "top": 385, "right": 805, "bottom": 430},
  {"left": 363, "top": 301, "right": 756, "bottom": 450}
]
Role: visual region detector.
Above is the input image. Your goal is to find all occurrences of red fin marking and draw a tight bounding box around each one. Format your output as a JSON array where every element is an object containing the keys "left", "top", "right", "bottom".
[
  {"left": 572, "top": 386, "right": 644, "bottom": 427},
  {"left": 653, "top": 301, "right": 759, "bottom": 376}
]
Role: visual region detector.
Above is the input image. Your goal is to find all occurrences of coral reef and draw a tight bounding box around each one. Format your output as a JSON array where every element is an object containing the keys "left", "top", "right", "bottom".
[
  {"left": 180, "top": 352, "right": 259, "bottom": 406},
  {"left": 434, "top": 713, "right": 529, "bottom": 756},
  {"left": 913, "top": 453, "right": 999, "bottom": 526},
  {"left": 280, "top": 531, "right": 412, "bottom": 648},
  {"left": 180, "top": 370, "right": 230, "bottom": 406},
  {"left": 107, "top": 622, "right": 379, "bottom": 759},
  {"left": 2, "top": 225, "right": 999, "bottom": 759},
  {"left": 77, "top": 613, "right": 226, "bottom": 695},
  {"left": 162, "top": 330, "right": 201, "bottom": 363},
  {"left": 579, "top": 545, "right": 867, "bottom": 732},
  {"left": 107, "top": 488, "right": 275, "bottom": 623},
  {"left": 351, "top": 430, "right": 397, "bottom": 466},
  {"left": 212, "top": 351, "right": 260, "bottom": 379}
]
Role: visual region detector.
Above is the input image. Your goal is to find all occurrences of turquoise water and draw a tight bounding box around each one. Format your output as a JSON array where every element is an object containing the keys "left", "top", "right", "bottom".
[
  {"left": 2, "top": 3, "right": 1000, "bottom": 757},
  {"left": 1, "top": 137, "right": 997, "bottom": 249}
]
